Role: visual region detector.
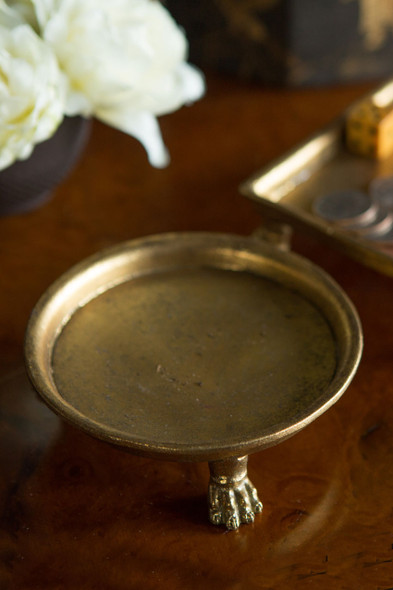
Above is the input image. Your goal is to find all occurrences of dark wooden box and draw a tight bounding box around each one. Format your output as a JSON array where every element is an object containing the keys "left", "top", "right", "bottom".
[{"left": 165, "top": 0, "right": 393, "bottom": 86}]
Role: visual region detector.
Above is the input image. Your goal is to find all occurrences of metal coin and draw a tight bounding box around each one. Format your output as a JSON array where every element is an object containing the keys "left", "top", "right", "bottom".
[
  {"left": 350, "top": 208, "right": 393, "bottom": 237},
  {"left": 369, "top": 175, "right": 393, "bottom": 211},
  {"left": 313, "top": 190, "right": 377, "bottom": 227}
]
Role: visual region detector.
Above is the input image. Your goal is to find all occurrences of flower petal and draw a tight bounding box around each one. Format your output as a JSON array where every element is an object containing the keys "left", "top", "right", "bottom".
[
  {"left": 33, "top": 0, "right": 205, "bottom": 167},
  {"left": 98, "top": 107, "right": 170, "bottom": 168}
]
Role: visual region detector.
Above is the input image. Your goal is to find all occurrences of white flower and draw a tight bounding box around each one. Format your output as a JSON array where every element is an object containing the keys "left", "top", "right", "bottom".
[
  {"left": 0, "top": 21, "right": 65, "bottom": 170},
  {"left": 32, "top": 0, "right": 205, "bottom": 167}
]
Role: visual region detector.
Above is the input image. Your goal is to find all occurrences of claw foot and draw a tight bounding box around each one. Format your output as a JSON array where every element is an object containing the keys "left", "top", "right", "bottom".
[{"left": 208, "top": 456, "right": 263, "bottom": 530}]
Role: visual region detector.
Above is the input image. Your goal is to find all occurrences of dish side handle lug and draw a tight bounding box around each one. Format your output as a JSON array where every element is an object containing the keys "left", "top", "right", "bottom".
[
  {"left": 208, "top": 456, "right": 263, "bottom": 530},
  {"left": 251, "top": 220, "right": 293, "bottom": 251}
]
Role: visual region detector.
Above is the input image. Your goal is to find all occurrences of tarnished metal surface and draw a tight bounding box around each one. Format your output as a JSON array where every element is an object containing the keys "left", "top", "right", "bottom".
[{"left": 24, "top": 232, "right": 362, "bottom": 528}]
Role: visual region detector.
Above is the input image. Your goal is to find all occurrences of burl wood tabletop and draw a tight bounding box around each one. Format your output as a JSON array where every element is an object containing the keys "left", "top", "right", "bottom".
[{"left": 1, "top": 74, "right": 393, "bottom": 589}]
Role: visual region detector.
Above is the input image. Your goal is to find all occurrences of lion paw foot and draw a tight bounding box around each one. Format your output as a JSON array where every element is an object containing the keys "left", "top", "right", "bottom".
[{"left": 208, "top": 477, "right": 263, "bottom": 530}]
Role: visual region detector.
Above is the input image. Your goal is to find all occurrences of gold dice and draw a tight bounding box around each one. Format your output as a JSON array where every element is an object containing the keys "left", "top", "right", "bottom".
[{"left": 346, "top": 99, "right": 393, "bottom": 160}]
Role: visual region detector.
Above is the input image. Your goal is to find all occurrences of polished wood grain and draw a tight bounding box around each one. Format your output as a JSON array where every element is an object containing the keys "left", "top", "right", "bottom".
[{"left": 1, "top": 74, "right": 393, "bottom": 589}]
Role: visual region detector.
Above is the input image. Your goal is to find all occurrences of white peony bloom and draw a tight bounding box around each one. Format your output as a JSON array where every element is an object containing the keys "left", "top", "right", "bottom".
[
  {"left": 0, "top": 22, "right": 65, "bottom": 170},
  {"left": 32, "top": 0, "right": 205, "bottom": 167}
]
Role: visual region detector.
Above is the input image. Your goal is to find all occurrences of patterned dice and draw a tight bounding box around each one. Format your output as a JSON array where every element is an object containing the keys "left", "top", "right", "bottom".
[{"left": 346, "top": 99, "right": 393, "bottom": 159}]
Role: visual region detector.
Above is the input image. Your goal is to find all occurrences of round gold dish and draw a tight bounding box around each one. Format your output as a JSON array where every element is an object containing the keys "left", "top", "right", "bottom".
[{"left": 25, "top": 232, "right": 362, "bottom": 529}]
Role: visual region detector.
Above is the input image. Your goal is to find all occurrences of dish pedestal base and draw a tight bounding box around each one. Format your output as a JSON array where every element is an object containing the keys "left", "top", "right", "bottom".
[{"left": 208, "top": 456, "right": 263, "bottom": 529}]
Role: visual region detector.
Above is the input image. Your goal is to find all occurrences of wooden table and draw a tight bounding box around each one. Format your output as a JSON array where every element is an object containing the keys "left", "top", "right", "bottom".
[{"left": 1, "top": 73, "right": 393, "bottom": 589}]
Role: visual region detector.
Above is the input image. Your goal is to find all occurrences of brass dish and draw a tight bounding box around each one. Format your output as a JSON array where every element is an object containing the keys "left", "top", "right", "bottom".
[
  {"left": 241, "top": 79, "right": 393, "bottom": 277},
  {"left": 25, "top": 232, "right": 362, "bottom": 529}
]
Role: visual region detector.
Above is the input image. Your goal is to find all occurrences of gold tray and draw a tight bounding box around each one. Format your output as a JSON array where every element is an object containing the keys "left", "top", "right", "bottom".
[
  {"left": 25, "top": 232, "right": 362, "bottom": 529},
  {"left": 241, "top": 80, "right": 393, "bottom": 277}
]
